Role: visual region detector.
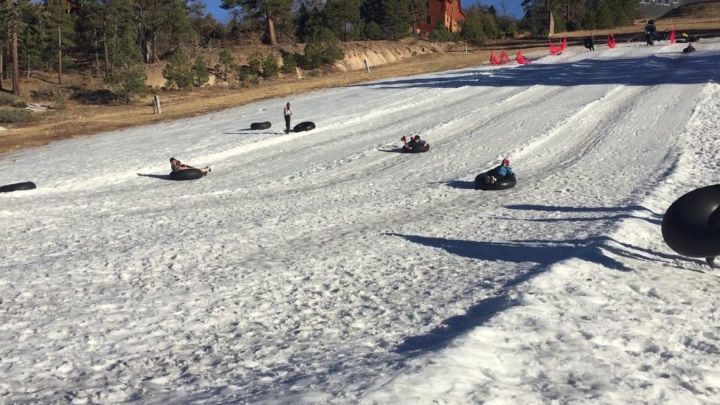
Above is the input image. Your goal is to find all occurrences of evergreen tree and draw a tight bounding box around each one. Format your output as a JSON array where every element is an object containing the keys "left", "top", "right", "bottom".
[
  {"left": 222, "top": 0, "right": 293, "bottom": 45},
  {"left": 0, "top": 0, "right": 34, "bottom": 95},
  {"left": 43, "top": 0, "right": 76, "bottom": 85},
  {"left": 104, "top": 0, "right": 146, "bottom": 101},
  {"left": 303, "top": 27, "right": 343, "bottom": 68},
  {"left": 191, "top": 55, "right": 209, "bottom": 86},
  {"left": 218, "top": 48, "right": 235, "bottom": 80},
  {"left": 162, "top": 48, "right": 194, "bottom": 89},
  {"left": 461, "top": 6, "right": 487, "bottom": 44},
  {"left": 383, "top": 0, "right": 411, "bottom": 40},
  {"left": 324, "top": 0, "right": 362, "bottom": 42},
  {"left": 135, "top": 0, "right": 195, "bottom": 63}
]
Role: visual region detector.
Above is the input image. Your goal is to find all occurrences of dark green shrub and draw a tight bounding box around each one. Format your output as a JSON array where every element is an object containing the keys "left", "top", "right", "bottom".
[
  {"left": 108, "top": 64, "right": 148, "bottom": 103},
  {"left": 0, "top": 92, "right": 19, "bottom": 106},
  {"left": 163, "top": 49, "right": 194, "bottom": 90},
  {"left": 281, "top": 53, "right": 298, "bottom": 73},
  {"left": 248, "top": 52, "right": 264, "bottom": 76},
  {"left": 71, "top": 89, "right": 120, "bottom": 105},
  {"left": 0, "top": 109, "right": 33, "bottom": 123},
  {"left": 262, "top": 54, "right": 279, "bottom": 78},
  {"left": 192, "top": 56, "right": 210, "bottom": 87},
  {"left": 303, "top": 28, "right": 344, "bottom": 69}
]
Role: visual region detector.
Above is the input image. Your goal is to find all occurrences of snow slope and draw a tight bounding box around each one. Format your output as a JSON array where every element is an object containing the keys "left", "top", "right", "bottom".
[{"left": 1, "top": 40, "right": 719, "bottom": 403}]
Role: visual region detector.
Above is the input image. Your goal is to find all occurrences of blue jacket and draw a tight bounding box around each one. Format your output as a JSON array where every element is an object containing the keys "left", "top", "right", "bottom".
[{"left": 496, "top": 165, "right": 514, "bottom": 177}]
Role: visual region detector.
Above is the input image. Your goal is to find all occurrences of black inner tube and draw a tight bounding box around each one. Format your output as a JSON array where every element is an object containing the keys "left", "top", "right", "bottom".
[
  {"left": 474, "top": 171, "right": 516, "bottom": 191},
  {"left": 293, "top": 122, "right": 315, "bottom": 132},
  {"left": 251, "top": 122, "right": 271, "bottom": 130},
  {"left": 661, "top": 185, "right": 720, "bottom": 258},
  {"left": 169, "top": 169, "right": 205, "bottom": 181},
  {"left": 0, "top": 181, "right": 37, "bottom": 193}
]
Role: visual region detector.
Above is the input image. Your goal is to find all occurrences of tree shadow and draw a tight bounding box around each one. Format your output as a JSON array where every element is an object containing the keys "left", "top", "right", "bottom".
[
  {"left": 385, "top": 232, "right": 688, "bottom": 355},
  {"left": 505, "top": 203, "right": 662, "bottom": 217},
  {"left": 353, "top": 53, "right": 720, "bottom": 90},
  {"left": 137, "top": 173, "right": 172, "bottom": 180},
  {"left": 504, "top": 204, "right": 663, "bottom": 225}
]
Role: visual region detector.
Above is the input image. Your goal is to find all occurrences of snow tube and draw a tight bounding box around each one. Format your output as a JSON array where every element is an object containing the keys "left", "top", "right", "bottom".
[
  {"left": 293, "top": 122, "right": 315, "bottom": 132},
  {"left": 661, "top": 185, "right": 720, "bottom": 258},
  {"left": 474, "top": 172, "right": 517, "bottom": 191},
  {"left": 251, "top": 122, "right": 271, "bottom": 130},
  {"left": 403, "top": 143, "right": 430, "bottom": 153},
  {"left": 0, "top": 181, "right": 37, "bottom": 193},
  {"left": 169, "top": 169, "right": 205, "bottom": 181}
]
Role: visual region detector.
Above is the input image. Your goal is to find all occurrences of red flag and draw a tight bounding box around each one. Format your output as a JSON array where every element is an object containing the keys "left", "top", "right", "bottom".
[
  {"left": 670, "top": 26, "right": 676, "bottom": 44},
  {"left": 549, "top": 40, "right": 563, "bottom": 55},
  {"left": 499, "top": 51, "right": 509, "bottom": 64},
  {"left": 517, "top": 50, "right": 528, "bottom": 64}
]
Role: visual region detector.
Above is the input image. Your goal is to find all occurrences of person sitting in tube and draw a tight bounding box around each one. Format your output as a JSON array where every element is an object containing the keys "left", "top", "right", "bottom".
[
  {"left": 402, "top": 134, "right": 427, "bottom": 151},
  {"left": 485, "top": 158, "right": 514, "bottom": 184},
  {"left": 170, "top": 157, "right": 212, "bottom": 175}
]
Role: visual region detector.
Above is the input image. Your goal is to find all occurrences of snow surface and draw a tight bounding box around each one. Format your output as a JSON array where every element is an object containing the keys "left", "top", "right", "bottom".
[{"left": 2, "top": 40, "right": 720, "bottom": 404}]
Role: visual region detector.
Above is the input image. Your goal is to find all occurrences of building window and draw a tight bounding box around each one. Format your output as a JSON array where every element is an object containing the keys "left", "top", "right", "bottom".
[{"left": 427, "top": 16, "right": 431, "bottom": 24}]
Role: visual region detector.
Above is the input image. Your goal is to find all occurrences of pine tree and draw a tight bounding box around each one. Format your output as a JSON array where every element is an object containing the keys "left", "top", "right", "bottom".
[
  {"left": 0, "top": 0, "right": 41, "bottom": 95},
  {"left": 135, "top": 0, "right": 195, "bottom": 63},
  {"left": 324, "top": 0, "right": 362, "bottom": 42},
  {"left": 43, "top": 0, "right": 76, "bottom": 85},
  {"left": 223, "top": 0, "right": 293, "bottom": 45}
]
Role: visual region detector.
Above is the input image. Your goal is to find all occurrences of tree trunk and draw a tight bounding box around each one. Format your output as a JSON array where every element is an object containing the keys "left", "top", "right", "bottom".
[
  {"left": 12, "top": 29, "right": 20, "bottom": 96},
  {"left": 152, "top": 33, "right": 158, "bottom": 63},
  {"left": 58, "top": 26, "right": 63, "bottom": 85},
  {"left": 103, "top": 31, "right": 110, "bottom": 77},
  {"left": 0, "top": 44, "right": 4, "bottom": 91},
  {"left": 267, "top": 15, "right": 277, "bottom": 46},
  {"left": 94, "top": 30, "right": 101, "bottom": 78}
]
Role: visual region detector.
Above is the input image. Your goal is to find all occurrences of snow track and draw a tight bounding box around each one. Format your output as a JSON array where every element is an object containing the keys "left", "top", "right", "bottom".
[{"left": 2, "top": 42, "right": 720, "bottom": 403}]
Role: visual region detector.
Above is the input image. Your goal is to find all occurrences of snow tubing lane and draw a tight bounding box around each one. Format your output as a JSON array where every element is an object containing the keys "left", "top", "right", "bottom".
[
  {"left": 251, "top": 122, "right": 271, "bottom": 130},
  {"left": 293, "top": 122, "right": 315, "bottom": 132},
  {"left": 661, "top": 184, "right": 720, "bottom": 258},
  {"left": 169, "top": 169, "right": 205, "bottom": 181},
  {"left": 403, "top": 144, "right": 430, "bottom": 153},
  {"left": 0, "top": 181, "right": 37, "bottom": 193},
  {"left": 474, "top": 172, "right": 517, "bottom": 191}
]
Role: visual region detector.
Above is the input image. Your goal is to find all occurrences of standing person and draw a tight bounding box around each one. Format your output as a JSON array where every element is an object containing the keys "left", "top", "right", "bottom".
[
  {"left": 283, "top": 102, "right": 293, "bottom": 134},
  {"left": 584, "top": 36, "right": 595, "bottom": 51}
]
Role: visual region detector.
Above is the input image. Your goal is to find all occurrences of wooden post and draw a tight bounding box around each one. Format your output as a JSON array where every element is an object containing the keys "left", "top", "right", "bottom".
[
  {"left": 153, "top": 95, "right": 162, "bottom": 114},
  {"left": 364, "top": 59, "right": 371, "bottom": 73},
  {"left": 295, "top": 67, "right": 303, "bottom": 79}
]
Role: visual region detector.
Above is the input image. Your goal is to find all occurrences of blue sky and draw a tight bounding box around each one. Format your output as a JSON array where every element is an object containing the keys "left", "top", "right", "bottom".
[{"left": 202, "top": 0, "right": 525, "bottom": 23}]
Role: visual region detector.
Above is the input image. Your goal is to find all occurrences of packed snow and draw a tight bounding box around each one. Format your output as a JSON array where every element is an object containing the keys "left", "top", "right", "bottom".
[{"left": 1, "top": 39, "right": 720, "bottom": 404}]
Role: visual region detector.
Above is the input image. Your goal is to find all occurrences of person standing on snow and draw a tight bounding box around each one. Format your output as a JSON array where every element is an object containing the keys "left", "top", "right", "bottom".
[
  {"left": 283, "top": 102, "right": 293, "bottom": 134},
  {"left": 485, "top": 158, "right": 514, "bottom": 184}
]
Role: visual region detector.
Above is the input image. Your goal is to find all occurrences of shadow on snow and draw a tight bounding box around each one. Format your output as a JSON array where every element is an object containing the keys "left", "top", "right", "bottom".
[
  {"left": 354, "top": 52, "right": 720, "bottom": 90},
  {"left": 387, "top": 229, "right": 697, "bottom": 355}
]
